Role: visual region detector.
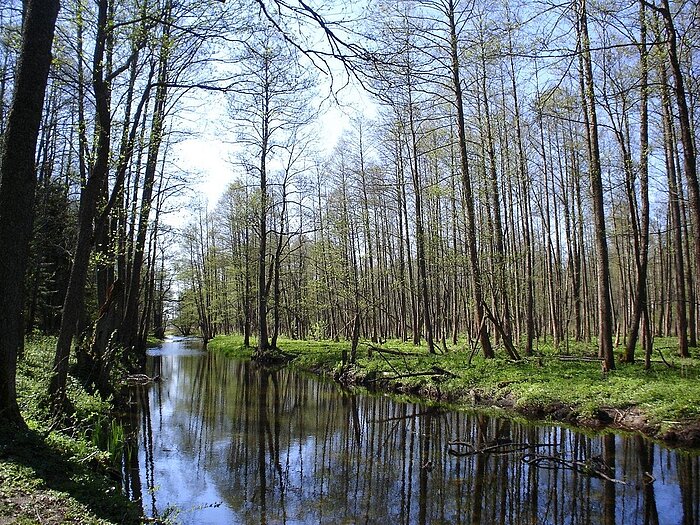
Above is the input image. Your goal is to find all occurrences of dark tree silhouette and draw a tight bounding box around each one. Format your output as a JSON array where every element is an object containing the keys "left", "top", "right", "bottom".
[{"left": 0, "top": 0, "right": 60, "bottom": 426}]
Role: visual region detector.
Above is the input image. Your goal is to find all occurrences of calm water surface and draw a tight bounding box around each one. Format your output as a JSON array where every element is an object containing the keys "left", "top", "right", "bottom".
[{"left": 121, "top": 337, "right": 699, "bottom": 524}]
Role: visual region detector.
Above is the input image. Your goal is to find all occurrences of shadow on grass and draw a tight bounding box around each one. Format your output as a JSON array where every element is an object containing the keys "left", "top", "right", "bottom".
[{"left": 0, "top": 423, "right": 142, "bottom": 524}]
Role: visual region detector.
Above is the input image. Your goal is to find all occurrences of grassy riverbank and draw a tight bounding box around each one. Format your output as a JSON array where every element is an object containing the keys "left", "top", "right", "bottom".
[
  {"left": 209, "top": 335, "right": 700, "bottom": 447},
  {"left": 0, "top": 336, "right": 142, "bottom": 524}
]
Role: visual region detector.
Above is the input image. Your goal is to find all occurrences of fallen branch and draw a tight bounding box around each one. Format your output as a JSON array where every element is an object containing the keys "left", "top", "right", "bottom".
[
  {"left": 376, "top": 348, "right": 401, "bottom": 375},
  {"left": 656, "top": 348, "right": 673, "bottom": 368},
  {"left": 123, "top": 374, "right": 161, "bottom": 385},
  {"left": 482, "top": 302, "right": 521, "bottom": 360},
  {"left": 558, "top": 355, "right": 603, "bottom": 362},
  {"left": 367, "top": 369, "right": 451, "bottom": 383},
  {"left": 467, "top": 314, "right": 488, "bottom": 366},
  {"left": 522, "top": 453, "right": 626, "bottom": 484},
  {"left": 448, "top": 441, "right": 556, "bottom": 457},
  {"left": 374, "top": 409, "right": 443, "bottom": 423},
  {"left": 368, "top": 345, "right": 426, "bottom": 357}
]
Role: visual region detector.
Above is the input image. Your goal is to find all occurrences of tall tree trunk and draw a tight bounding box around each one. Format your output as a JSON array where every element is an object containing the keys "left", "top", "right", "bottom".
[
  {"left": 578, "top": 0, "right": 615, "bottom": 370},
  {"left": 406, "top": 99, "right": 435, "bottom": 354},
  {"left": 657, "top": 0, "right": 700, "bottom": 308},
  {"left": 50, "top": 0, "right": 113, "bottom": 413},
  {"left": 256, "top": 117, "right": 270, "bottom": 354},
  {"left": 447, "top": 0, "right": 493, "bottom": 357},
  {"left": 0, "top": 0, "right": 60, "bottom": 426},
  {"left": 121, "top": 18, "right": 170, "bottom": 353},
  {"left": 507, "top": 23, "right": 534, "bottom": 355},
  {"left": 396, "top": 138, "right": 408, "bottom": 342},
  {"left": 480, "top": 49, "right": 511, "bottom": 342},
  {"left": 271, "top": 182, "right": 288, "bottom": 350},
  {"left": 660, "top": 65, "right": 689, "bottom": 357},
  {"left": 624, "top": 0, "right": 651, "bottom": 363}
]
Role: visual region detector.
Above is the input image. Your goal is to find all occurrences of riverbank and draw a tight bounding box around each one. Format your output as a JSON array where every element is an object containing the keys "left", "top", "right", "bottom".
[
  {"left": 0, "top": 337, "right": 143, "bottom": 524},
  {"left": 209, "top": 335, "right": 700, "bottom": 448}
]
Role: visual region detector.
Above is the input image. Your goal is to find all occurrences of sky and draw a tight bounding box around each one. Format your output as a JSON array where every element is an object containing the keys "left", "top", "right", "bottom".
[
  {"left": 175, "top": 106, "right": 351, "bottom": 206},
  {"left": 169, "top": 70, "right": 375, "bottom": 219},
  {"left": 162, "top": 0, "right": 378, "bottom": 216}
]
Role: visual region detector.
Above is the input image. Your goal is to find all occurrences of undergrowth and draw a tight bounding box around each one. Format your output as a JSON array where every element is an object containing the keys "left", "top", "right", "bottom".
[{"left": 0, "top": 336, "right": 142, "bottom": 525}]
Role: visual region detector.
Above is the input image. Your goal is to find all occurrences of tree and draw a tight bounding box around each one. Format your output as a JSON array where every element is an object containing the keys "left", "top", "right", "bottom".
[
  {"left": 577, "top": 0, "right": 615, "bottom": 370},
  {"left": 623, "top": 0, "right": 652, "bottom": 364},
  {"left": 229, "top": 21, "right": 314, "bottom": 358},
  {"left": 654, "top": 0, "right": 698, "bottom": 357},
  {"left": 0, "top": 0, "right": 60, "bottom": 426}
]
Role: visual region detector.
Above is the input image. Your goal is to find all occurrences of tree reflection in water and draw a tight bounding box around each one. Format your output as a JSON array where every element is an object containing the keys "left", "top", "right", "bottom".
[{"left": 122, "top": 339, "right": 699, "bottom": 525}]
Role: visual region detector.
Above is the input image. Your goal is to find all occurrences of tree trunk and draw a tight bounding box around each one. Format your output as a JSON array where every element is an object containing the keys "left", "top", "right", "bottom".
[
  {"left": 660, "top": 65, "right": 689, "bottom": 357},
  {"left": 506, "top": 19, "right": 534, "bottom": 355},
  {"left": 121, "top": 23, "right": 170, "bottom": 353},
  {"left": 256, "top": 125, "right": 270, "bottom": 354},
  {"left": 407, "top": 100, "right": 435, "bottom": 354},
  {"left": 0, "top": 0, "right": 60, "bottom": 426},
  {"left": 657, "top": 0, "right": 700, "bottom": 310},
  {"left": 578, "top": 0, "right": 615, "bottom": 370},
  {"left": 624, "top": 0, "right": 651, "bottom": 363},
  {"left": 447, "top": 0, "right": 493, "bottom": 357},
  {"left": 50, "top": 0, "right": 112, "bottom": 412}
]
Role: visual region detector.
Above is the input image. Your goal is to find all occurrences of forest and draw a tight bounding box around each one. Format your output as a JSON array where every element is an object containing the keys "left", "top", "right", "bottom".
[
  {"left": 0, "top": 0, "right": 699, "bottom": 432},
  {"left": 1, "top": 0, "right": 700, "bottom": 521},
  {"left": 176, "top": 0, "right": 699, "bottom": 371}
]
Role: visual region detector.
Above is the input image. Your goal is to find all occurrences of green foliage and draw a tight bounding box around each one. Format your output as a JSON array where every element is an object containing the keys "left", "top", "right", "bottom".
[
  {"left": 26, "top": 180, "right": 77, "bottom": 333},
  {"left": 1, "top": 337, "right": 142, "bottom": 524}
]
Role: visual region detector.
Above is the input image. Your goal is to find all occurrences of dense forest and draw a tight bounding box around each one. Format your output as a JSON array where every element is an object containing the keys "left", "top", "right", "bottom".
[{"left": 0, "top": 0, "right": 698, "bottom": 426}]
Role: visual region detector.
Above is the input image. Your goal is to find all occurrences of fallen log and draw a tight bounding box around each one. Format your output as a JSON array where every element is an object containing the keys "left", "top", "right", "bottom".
[
  {"left": 368, "top": 345, "right": 426, "bottom": 357},
  {"left": 367, "top": 369, "right": 452, "bottom": 383},
  {"left": 123, "top": 374, "right": 161, "bottom": 386},
  {"left": 448, "top": 441, "right": 556, "bottom": 457}
]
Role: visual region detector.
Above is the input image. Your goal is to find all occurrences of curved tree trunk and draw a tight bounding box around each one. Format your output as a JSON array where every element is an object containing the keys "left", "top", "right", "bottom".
[{"left": 49, "top": 0, "right": 112, "bottom": 413}]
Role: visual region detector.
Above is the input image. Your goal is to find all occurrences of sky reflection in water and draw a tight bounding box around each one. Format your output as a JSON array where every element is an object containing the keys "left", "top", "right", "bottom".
[{"left": 122, "top": 338, "right": 700, "bottom": 525}]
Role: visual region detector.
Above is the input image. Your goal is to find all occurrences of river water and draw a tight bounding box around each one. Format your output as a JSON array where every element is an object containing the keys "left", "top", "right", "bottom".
[{"left": 121, "top": 337, "right": 699, "bottom": 525}]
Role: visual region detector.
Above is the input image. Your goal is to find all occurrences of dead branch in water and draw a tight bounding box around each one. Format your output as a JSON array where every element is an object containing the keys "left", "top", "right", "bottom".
[
  {"left": 447, "top": 441, "right": 557, "bottom": 457},
  {"left": 522, "top": 453, "right": 627, "bottom": 484}
]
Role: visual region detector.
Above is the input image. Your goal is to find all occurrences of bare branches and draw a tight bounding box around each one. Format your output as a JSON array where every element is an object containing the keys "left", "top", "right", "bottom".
[{"left": 252, "top": 0, "right": 382, "bottom": 93}]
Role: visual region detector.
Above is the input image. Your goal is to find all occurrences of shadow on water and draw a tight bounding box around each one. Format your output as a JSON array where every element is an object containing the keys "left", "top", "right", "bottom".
[{"left": 121, "top": 337, "right": 700, "bottom": 525}]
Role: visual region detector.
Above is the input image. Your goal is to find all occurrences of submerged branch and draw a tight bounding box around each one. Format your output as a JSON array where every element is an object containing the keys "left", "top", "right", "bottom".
[{"left": 522, "top": 454, "right": 627, "bottom": 484}]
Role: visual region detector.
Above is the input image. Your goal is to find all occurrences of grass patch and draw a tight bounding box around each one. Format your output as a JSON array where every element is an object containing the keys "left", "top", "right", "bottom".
[
  {"left": 207, "top": 335, "right": 254, "bottom": 359},
  {"left": 1, "top": 336, "right": 142, "bottom": 524},
  {"left": 145, "top": 334, "right": 165, "bottom": 347}
]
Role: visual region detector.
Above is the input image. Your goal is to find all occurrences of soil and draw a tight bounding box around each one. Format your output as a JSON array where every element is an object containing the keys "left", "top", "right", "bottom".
[{"left": 0, "top": 491, "right": 71, "bottom": 525}]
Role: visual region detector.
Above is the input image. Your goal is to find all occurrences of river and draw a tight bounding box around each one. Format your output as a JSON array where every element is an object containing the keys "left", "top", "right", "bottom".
[{"left": 121, "top": 336, "right": 699, "bottom": 524}]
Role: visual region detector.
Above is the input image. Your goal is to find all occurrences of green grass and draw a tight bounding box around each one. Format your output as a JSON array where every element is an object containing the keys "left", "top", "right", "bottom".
[
  {"left": 0, "top": 336, "right": 142, "bottom": 525},
  {"left": 207, "top": 335, "right": 254, "bottom": 359},
  {"left": 210, "top": 334, "right": 700, "bottom": 443},
  {"left": 145, "top": 334, "right": 165, "bottom": 347}
]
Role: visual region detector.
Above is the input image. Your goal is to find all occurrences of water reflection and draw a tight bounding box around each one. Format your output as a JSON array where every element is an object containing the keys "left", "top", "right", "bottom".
[{"left": 123, "top": 338, "right": 700, "bottom": 525}]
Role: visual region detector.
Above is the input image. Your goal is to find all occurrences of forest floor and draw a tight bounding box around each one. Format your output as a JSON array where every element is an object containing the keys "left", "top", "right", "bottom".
[
  {"left": 0, "top": 337, "right": 143, "bottom": 525},
  {"left": 209, "top": 335, "right": 700, "bottom": 449}
]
